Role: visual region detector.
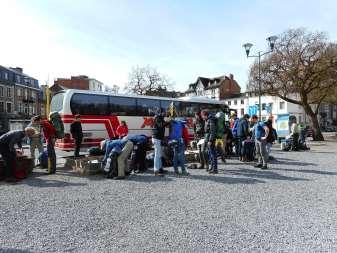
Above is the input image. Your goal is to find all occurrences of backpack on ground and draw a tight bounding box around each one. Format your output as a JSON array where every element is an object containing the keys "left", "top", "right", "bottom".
[
  {"left": 49, "top": 111, "right": 65, "bottom": 139},
  {"left": 242, "top": 139, "right": 255, "bottom": 161},
  {"left": 38, "top": 150, "right": 48, "bottom": 168}
]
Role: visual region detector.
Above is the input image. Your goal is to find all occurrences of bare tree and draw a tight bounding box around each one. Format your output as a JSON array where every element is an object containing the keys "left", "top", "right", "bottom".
[
  {"left": 125, "top": 65, "right": 173, "bottom": 96},
  {"left": 248, "top": 28, "right": 337, "bottom": 141}
]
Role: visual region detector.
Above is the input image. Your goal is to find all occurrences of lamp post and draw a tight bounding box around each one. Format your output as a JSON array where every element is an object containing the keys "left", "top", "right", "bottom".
[{"left": 243, "top": 35, "right": 278, "bottom": 120}]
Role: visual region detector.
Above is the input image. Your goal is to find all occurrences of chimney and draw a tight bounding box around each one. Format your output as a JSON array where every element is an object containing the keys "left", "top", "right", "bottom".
[{"left": 229, "top": 74, "right": 234, "bottom": 80}]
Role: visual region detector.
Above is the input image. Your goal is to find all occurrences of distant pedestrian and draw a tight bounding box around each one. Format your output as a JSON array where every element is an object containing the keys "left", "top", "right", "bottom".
[
  {"left": 201, "top": 110, "right": 217, "bottom": 174},
  {"left": 0, "top": 128, "right": 35, "bottom": 182},
  {"left": 28, "top": 116, "right": 44, "bottom": 162},
  {"left": 152, "top": 109, "right": 169, "bottom": 176},
  {"left": 194, "top": 112, "right": 207, "bottom": 169},
  {"left": 70, "top": 114, "right": 83, "bottom": 157},
  {"left": 40, "top": 118, "right": 57, "bottom": 174},
  {"left": 116, "top": 121, "right": 129, "bottom": 139},
  {"left": 254, "top": 119, "right": 270, "bottom": 170},
  {"left": 168, "top": 119, "right": 189, "bottom": 176},
  {"left": 265, "top": 115, "right": 277, "bottom": 159},
  {"left": 237, "top": 114, "right": 250, "bottom": 161}
]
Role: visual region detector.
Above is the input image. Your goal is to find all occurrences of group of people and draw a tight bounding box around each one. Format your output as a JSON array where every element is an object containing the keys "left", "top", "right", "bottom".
[
  {"left": 194, "top": 111, "right": 278, "bottom": 171},
  {"left": 1, "top": 107, "right": 282, "bottom": 182},
  {"left": 0, "top": 115, "right": 58, "bottom": 182}
]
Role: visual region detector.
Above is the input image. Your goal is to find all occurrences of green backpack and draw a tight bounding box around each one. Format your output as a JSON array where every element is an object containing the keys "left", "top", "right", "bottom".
[
  {"left": 215, "top": 112, "right": 225, "bottom": 138},
  {"left": 49, "top": 111, "right": 65, "bottom": 139}
]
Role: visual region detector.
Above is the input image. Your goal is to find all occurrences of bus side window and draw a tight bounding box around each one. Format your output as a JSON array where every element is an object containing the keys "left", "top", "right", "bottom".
[
  {"left": 137, "top": 98, "right": 161, "bottom": 116},
  {"left": 71, "top": 94, "right": 109, "bottom": 115},
  {"left": 109, "top": 96, "right": 137, "bottom": 116}
]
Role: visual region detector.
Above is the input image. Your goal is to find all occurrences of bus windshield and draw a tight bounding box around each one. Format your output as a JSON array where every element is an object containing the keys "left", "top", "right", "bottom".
[{"left": 51, "top": 92, "right": 65, "bottom": 112}]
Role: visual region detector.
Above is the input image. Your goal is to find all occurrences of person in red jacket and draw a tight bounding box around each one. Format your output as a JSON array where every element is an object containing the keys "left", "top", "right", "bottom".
[
  {"left": 40, "top": 118, "right": 57, "bottom": 174},
  {"left": 116, "top": 121, "right": 128, "bottom": 139}
]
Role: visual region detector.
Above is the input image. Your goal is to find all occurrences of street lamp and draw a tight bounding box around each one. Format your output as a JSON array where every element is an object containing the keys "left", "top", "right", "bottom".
[{"left": 243, "top": 35, "right": 278, "bottom": 120}]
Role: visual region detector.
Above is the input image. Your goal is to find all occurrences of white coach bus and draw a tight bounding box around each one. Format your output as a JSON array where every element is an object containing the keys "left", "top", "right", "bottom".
[{"left": 50, "top": 89, "right": 229, "bottom": 150}]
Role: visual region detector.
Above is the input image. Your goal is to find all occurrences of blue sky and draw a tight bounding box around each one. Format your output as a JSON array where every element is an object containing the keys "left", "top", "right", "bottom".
[{"left": 1, "top": 0, "right": 337, "bottom": 92}]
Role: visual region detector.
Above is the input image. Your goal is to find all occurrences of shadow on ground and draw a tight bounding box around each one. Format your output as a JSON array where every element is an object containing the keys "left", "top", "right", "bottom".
[{"left": 225, "top": 168, "right": 309, "bottom": 182}]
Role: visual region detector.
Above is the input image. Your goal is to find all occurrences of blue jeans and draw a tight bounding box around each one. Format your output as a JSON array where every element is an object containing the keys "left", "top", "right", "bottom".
[
  {"left": 208, "top": 141, "right": 217, "bottom": 172},
  {"left": 171, "top": 139, "right": 186, "bottom": 172},
  {"left": 152, "top": 138, "right": 162, "bottom": 172}
]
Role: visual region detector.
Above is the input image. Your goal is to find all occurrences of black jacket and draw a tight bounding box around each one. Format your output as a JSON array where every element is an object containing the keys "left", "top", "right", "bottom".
[
  {"left": 0, "top": 130, "right": 25, "bottom": 152},
  {"left": 194, "top": 117, "right": 205, "bottom": 139},
  {"left": 204, "top": 114, "right": 217, "bottom": 143},
  {"left": 70, "top": 121, "right": 83, "bottom": 139},
  {"left": 237, "top": 118, "right": 249, "bottom": 138},
  {"left": 152, "top": 115, "right": 167, "bottom": 140}
]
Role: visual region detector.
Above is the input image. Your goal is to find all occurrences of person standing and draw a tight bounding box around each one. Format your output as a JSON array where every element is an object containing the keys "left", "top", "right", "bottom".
[
  {"left": 194, "top": 112, "right": 207, "bottom": 170},
  {"left": 28, "top": 116, "right": 44, "bottom": 163},
  {"left": 152, "top": 109, "right": 168, "bottom": 176},
  {"left": 237, "top": 114, "right": 250, "bottom": 161},
  {"left": 40, "top": 118, "right": 57, "bottom": 174},
  {"left": 254, "top": 119, "right": 270, "bottom": 170},
  {"left": 201, "top": 110, "right": 217, "bottom": 174},
  {"left": 265, "top": 115, "right": 277, "bottom": 160},
  {"left": 168, "top": 119, "right": 189, "bottom": 176},
  {"left": 70, "top": 114, "right": 83, "bottom": 157},
  {"left": 116, "top": 120, "right": 129, "bottom": 139},
  {"left": 0, "top": 128, "right": 35, "bottom": 182}
]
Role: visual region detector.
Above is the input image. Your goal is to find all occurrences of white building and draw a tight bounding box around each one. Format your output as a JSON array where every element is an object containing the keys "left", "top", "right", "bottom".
[{"left": 89, "top": 78, "right": 103, "bottom": 91}]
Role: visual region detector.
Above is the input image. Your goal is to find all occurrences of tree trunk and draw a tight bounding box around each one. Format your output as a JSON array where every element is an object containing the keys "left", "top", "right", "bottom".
[{"left": 303, "top": 103, "right": 324, "bottom": 141}]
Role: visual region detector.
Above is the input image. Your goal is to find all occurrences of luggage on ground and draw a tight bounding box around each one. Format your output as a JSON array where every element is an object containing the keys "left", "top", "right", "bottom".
[{"left": 242, "top": 139, "right": 255, "bottom": 161}]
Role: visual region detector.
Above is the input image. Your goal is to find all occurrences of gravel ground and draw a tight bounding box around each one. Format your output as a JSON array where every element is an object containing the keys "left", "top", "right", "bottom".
[{"left": 1, "top": 141, "right": 337, "bottom": 253}]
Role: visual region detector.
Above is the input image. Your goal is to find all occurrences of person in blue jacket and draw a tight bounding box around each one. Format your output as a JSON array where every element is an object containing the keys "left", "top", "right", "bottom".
[
  {"left": 102, "top": 138, "right": 133, "bottom": 179},
  {"left": 168, "top": 119, "right": 189, "bottom": 176}
]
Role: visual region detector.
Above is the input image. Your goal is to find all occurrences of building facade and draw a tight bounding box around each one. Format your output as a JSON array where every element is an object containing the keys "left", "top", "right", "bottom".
[
  {"left": 185, "top": 74, "right": 241, "bottom": 100},
  {"left": 0, "top": 66, "right": 41, "bottom": 133},
  {"left": 51, "top": 75, "right": 103, "bottom": 96}
]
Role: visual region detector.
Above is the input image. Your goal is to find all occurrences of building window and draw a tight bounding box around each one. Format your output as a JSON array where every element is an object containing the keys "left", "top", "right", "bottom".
[
  {"left": 32, "top": 105, "right": 36, "bottom": 114},
  {"left": 4, "top": 72, "right": 8, "bottom": 80},
  {"left": 0, "top": 101, "right": 4, "bottom": 112},
  {"left": 24, "top": 89, "right": 28, "bottom": 99},
  {"left": 16, "top": 75, "right": 21, "bottom": 83},
  {"left": 18, "top": 103, "right": 23, "bottom": 113},
  {"left": 234, "top": 100, "right": 237, "bottom": 105},
  {"left": 32, "top": 92, "right": 36, "bottom": 99},
  {"left": 228, "top": 101, "right": 231, "bottom": 106},
  {"left": 262, "top": 103, "right": 266, "bottom": 110},
  {"left": 241, "top": 99, "right": 244, "bottom": 105},
  {"left": 241, "top": 108, "right": 244, "bottom": 116},
  {"left": 279, "top": 101, "right": 285, "bottom": 110},
  {"left": 6, "top": 102, "right": 12, "bottom": 113},
  {"left": 0, "top": 86, "right": 3, "bottom": 97},
  {"left": 17, "top": 88, "right": 21, "bottom": 97},
  {"left": 24, "top": 106, "right": 28, "bottom": 114},
  {"left": 7, "top": 88, "right": 11, "bottom": 97}
]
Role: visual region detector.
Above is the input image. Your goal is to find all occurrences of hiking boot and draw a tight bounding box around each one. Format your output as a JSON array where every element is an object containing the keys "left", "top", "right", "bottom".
[
  {"left": 209, "top": 170, "right": 218, "bottom": 174},
  {"left": 5, "top": 177, "right": 19, "bottom": 183},
  {"left": 261, "top": 165, "right": 268, "bottom": 170},
  {"left": 114, "top": 176, "right": 125, "bottom": 180},
  {"left": 154, "top": 171, "right": 164, "bottom": 177},
  {"left": 159, "top": 168, "right": 168, "bottom": 174},
  {"left": 181, "top": 170, "right": 190, "bottom": 176},
  {"left": 254, "top": 164, "right": 263, "bottom": 168}
]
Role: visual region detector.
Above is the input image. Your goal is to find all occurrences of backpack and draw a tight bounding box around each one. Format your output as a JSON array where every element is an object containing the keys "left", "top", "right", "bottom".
[
  {"left": 215, "top": 112, "right": 225, "bottom": 138},
  {"left": 49, "top": 111, "right": 65, "bottom": 139},
  {"left": 232, "top": 118, "right": 239, "bottom": 137}
]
